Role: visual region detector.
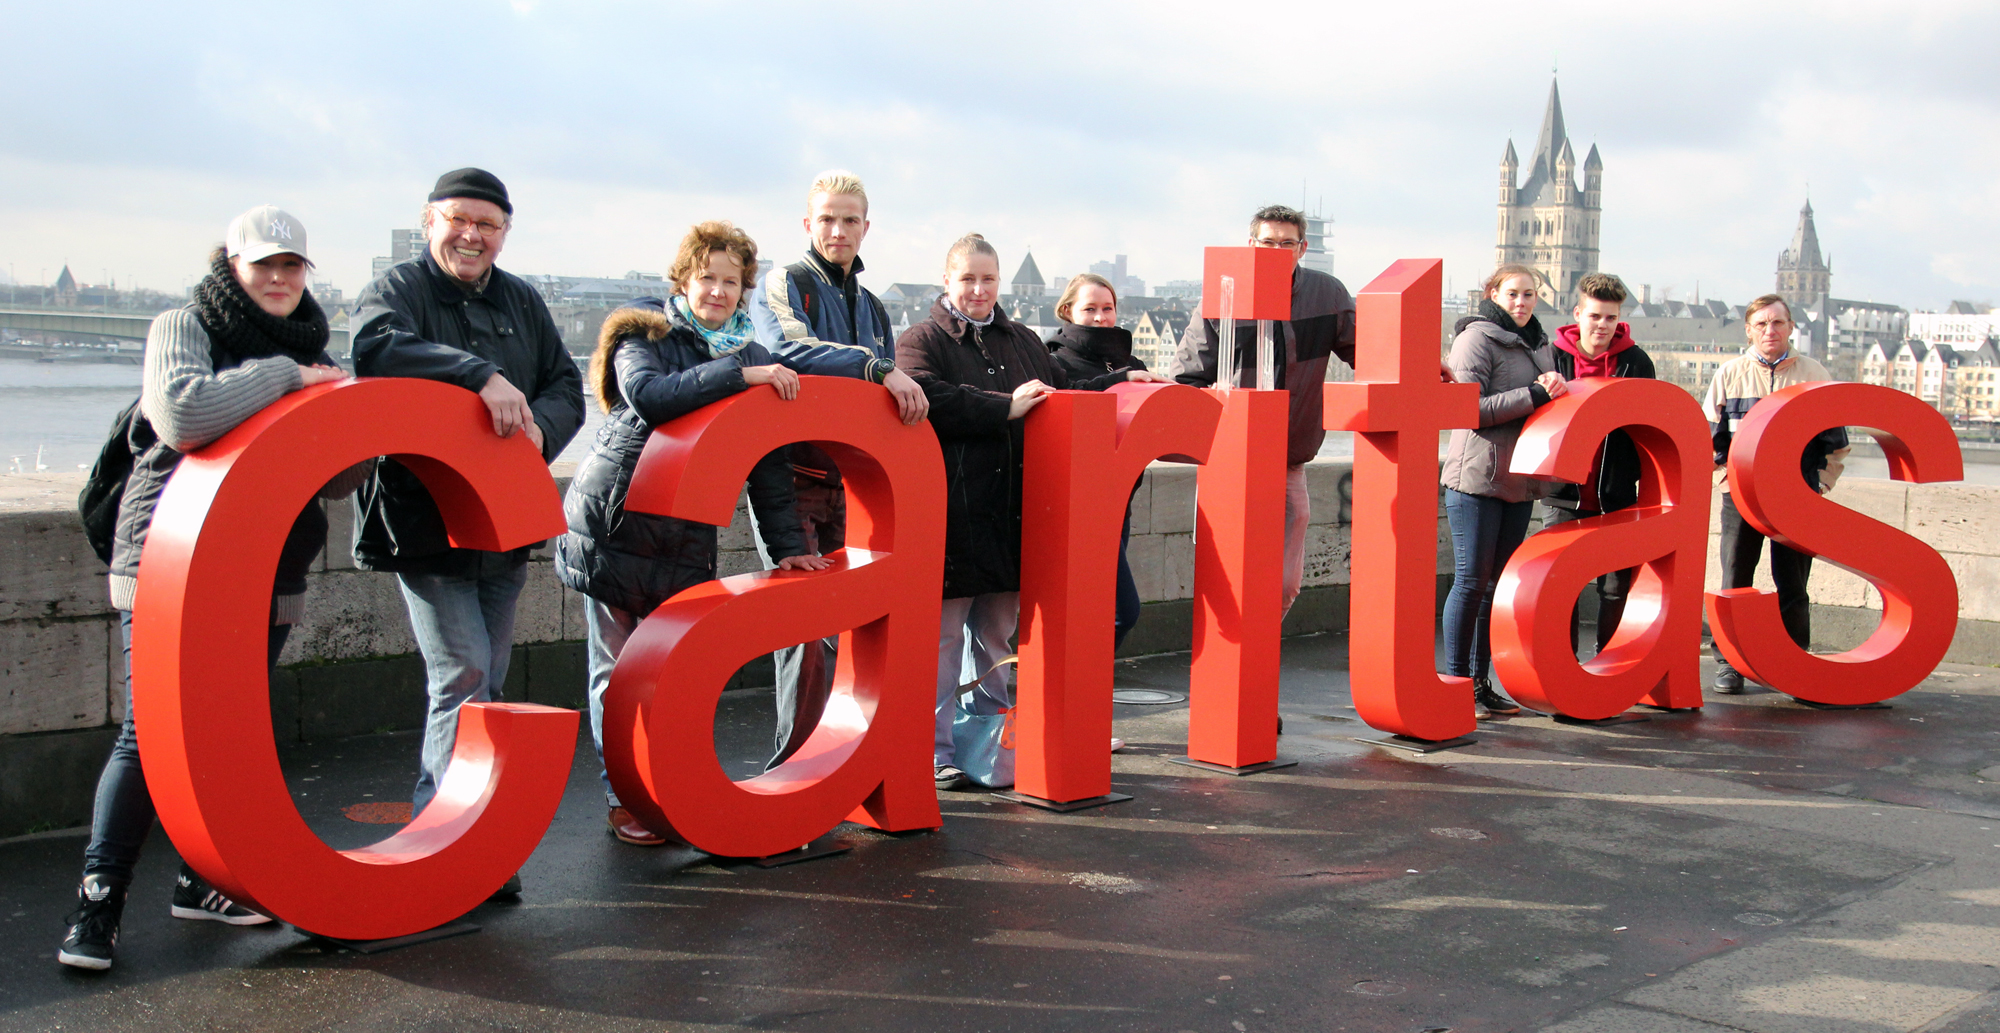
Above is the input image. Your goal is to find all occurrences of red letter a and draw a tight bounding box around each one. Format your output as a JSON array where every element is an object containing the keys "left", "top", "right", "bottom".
[
  {"left": 603, "top": 378, "right": 946, "bottom": 858},
  {"left": 1490, "top": 377, "right": 1713, "bottom": 717}
]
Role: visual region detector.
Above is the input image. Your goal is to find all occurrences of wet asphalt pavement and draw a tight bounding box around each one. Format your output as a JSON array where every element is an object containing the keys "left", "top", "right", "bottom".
[{"left": 3, "top": 633, "right": 1998, "bottom": 1033}]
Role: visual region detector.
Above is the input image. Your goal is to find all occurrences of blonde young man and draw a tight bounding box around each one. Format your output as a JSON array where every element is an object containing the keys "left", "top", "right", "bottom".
[
  {"left": 1700, "top": 294, "right": 1848, "bottom": 693},
  {"left": 746, "top": 171, "right": 928, "bottom": 769}
]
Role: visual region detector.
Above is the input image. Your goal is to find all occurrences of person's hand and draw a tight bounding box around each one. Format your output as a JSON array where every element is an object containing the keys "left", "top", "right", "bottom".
[
  {"left": 1536, "top": 371, "right": 1569, "bottom": 399},
  {"left": 776, "top": 552, "right": 832, "bottom": 571},
  {"left": 478, "top": 372, "right": 532, "bottom": 437},
  {"left": 883, "top": 368, "right": 929, "bottom": 425},
  {"left": 743, "top": 363, "right": 802, "bottom": 400},
  {"left": 299, "top": 364, "right": 346, "bottom": 387},
  {"left": 1123, "top": 369, "right": 1171, "bottom": 384},
  {"left": 1008, "top": 379, "right": 1053, "bottom": 419},
  {"left": 1439, "top": 361, "right": 1458, "bottom": 384},
  {"left": 524, "top": 420, "right": 545, "bottom": 454}
]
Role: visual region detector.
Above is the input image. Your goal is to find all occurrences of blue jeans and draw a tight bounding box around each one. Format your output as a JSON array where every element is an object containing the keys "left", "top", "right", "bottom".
[
  {"left": 584, "top": 597, "right": 642, "bottom": 808},
  {"left": 934, "top": 593, "right": 1019, "bottom": 767},
  {"left": 1441, "top": 489, "right": 1535, "bottom": 681},
  {"left": 397, "top": 555, "right": 529, "bottom": 816},
  {"left": 83, "top": 610, "right": 288, "bottom": 887}
]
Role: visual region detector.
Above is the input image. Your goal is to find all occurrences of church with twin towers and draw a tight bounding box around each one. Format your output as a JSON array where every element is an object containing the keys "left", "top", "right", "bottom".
[{"left": 1494, "top": 78, "right": 1602, "bottom": 308}]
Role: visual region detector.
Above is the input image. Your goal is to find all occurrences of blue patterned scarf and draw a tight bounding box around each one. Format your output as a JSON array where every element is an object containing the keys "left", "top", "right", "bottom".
[{"left": 671, "top": 295, "right": 756, "bottom": 359}]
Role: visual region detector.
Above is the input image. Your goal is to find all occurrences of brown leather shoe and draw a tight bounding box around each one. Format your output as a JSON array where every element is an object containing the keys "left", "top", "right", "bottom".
[{"left": 608, "top": 806, "right": 666, "bottom": 847}]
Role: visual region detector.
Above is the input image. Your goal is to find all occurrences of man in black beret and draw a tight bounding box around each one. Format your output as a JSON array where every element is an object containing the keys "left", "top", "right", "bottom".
[{"left": 351, "top": 169, "right": 584, "bottom": 872}]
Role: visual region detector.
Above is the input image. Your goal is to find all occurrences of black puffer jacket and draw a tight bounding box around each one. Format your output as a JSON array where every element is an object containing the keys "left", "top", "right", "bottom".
[
  {"left": 1546, "top": 342, "right": 1657, "bottom": 514},
  {"left": 554, "top": 298, "right": 807, "bottom": 616},
  {"left": 1048, "top": 321, "right": 1147, "bottom": 382},
  {"left": 896, "top": 300, "right": 1125, "bottom": 599},
  {"left": 350, "top": 249, "right": 584, "bottom": 575}
]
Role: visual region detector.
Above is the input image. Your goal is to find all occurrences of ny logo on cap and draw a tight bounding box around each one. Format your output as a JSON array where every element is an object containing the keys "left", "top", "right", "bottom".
[{"left": 267, "top": 218, "right": 294, "bottom": 241}]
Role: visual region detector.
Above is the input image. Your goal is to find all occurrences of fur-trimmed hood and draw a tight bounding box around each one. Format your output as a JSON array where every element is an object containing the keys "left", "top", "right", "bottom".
[
  {"left": 598, "top": 296, "right": 678, "bottom": 348},
  {"left": 591, "top": 296, "right": 682, "bottom": 412}
]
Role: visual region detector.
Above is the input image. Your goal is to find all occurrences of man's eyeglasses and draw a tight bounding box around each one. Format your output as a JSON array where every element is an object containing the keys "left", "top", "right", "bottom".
[
  {"left": 438, "top": 214, "right": 508, "bottom": 237},
  {"left": 1254, "top": 237, "right": 1305, "bottom": 250}
]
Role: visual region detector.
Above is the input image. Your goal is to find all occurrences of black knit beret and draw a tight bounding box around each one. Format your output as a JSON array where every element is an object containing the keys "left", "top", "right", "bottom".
[{"left": 429, "top": 168, "right": 512, "bottom": 215}]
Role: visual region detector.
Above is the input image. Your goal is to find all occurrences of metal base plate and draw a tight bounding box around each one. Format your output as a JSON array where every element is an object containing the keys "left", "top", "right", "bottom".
[
  {"left": 713, "top": 836, "right": 852, "bottom": 869},
  {"left": 991, "top": 791, "right": 1134, "bottom": 813},
  {"left": 1795, "top": 699, "right": 1893, "bottom": 711},
  {"left": 1167, "top": 756, "right": 1300, "bottom": 777},
  {"left": 313, "top": 920, "right": 479, "bottom": 954},
  {"left": 1352, "top": 734, "right": 1478, "bottom": 755},
  {"left": 1554, "top": 712, "right": 1652, "bottom": 727}
]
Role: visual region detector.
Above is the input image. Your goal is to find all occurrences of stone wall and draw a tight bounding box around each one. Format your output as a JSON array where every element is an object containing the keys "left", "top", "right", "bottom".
[{"left": 3, "top": 460, "right": 1996, "bottom": 837}]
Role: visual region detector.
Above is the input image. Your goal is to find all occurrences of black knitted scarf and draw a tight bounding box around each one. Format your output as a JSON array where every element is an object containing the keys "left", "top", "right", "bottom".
[
  {"left": 1475, "top": 296, "right": 1546, "bottom": 349},
  {"left": 190, "top": 248, "right": 330, "bottom": 369}
]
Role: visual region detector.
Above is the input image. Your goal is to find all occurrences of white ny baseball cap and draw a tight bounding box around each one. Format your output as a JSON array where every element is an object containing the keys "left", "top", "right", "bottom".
[{"left": 225, "top": 205, "right": 311, "bottom": 265}]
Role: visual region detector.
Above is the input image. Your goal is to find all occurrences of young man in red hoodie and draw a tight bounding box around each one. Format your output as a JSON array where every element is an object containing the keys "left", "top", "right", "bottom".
[{"left": 1543, "top": 273, "right": 1655, "bottom": 657}]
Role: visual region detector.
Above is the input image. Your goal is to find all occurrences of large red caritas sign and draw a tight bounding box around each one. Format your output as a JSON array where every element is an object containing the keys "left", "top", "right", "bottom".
[{"left": 133, "top": 258, "right": 1964, "bottom": 940}]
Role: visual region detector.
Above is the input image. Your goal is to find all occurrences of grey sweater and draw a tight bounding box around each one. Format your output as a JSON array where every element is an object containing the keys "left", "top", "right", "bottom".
[{"left": 108, "top": 308, "right": 362, "bottom": 620}]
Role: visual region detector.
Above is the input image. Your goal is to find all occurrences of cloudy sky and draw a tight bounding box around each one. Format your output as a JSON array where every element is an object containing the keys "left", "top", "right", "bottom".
[{"left": 6, "top": 1, "right": 1995, "bottom": 312}]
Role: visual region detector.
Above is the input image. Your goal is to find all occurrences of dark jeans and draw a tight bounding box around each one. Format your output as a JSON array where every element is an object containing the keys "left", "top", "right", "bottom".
[
  {"left": 1541, "top": 504, "right": 1636, "bottom": 656},
  {"left": 1114, "top": 518, "right": 1140, "bottom": 650},
  {"left": 1442, "top": 489, "right": 1536, "bottom": 680},
  {"left": 759, "top": 481, "right": 845, "bottom": 770},
  {"left": 84, "top": 610, "right": 289, "bottom": 887},
  {"left": 1718, "top": 492, "right": 1813, "bottom": 655}
]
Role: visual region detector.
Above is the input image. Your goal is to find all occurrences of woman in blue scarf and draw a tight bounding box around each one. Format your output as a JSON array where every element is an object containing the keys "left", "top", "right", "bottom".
[{"left": 556, "top": 221, "right": 828, "bottom": 847}]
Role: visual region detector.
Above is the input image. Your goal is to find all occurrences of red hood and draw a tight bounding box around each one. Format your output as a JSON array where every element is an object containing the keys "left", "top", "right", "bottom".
[{"left": 1554, "top": 322, "right": 1636, "bottom": 360}]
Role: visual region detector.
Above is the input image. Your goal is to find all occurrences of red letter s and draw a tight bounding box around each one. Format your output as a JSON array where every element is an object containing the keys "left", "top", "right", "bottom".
[{"left": 1707, "top": 382, "right": 1962, "bottom": 705}]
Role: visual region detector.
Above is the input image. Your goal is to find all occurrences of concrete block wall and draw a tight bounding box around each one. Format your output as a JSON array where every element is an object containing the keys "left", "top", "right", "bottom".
[
  {"left": 1705, "top": 478, "right": 2000, "bottom": 665},
  {"left": 5, "top": 458, "right": 1999, "bottom": 836}
]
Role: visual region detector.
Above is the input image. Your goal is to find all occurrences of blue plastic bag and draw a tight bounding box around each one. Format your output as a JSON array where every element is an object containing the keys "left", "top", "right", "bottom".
[{"left": 951, "top": 680, "right": 1015, "bottom": 789}]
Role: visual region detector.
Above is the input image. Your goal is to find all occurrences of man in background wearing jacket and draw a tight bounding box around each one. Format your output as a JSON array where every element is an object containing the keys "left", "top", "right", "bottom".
[
  {"left": 1701, "top": 294, "right": 1847, "bottom": 694},
  {"left": 746, "top": 170, "right": 928, "bottom": 770},
  {"left": 1170, "top": 204, "right": 1355, "bottom": 617},
  {"left": 352, "top": 169, "right": 584, "bottom": 835},
  {"left": 1543, "top": 273, "right": 1655, "bottom": 657}
]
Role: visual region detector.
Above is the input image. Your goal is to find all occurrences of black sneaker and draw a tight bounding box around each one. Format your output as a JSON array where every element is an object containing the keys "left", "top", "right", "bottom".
[
  {"left": 1474, "top": 679, "right": 1522, "bottom": 716},
  {"left": 934, "top": 766, "right": 969, "bottom": 791},
  {"left": 58, "top": 874, "right": 125, "bottom": 971},
  {"left": 171, "top": 864, "right": 271, "bottom": 926},
  {"left": 487, "top": 873, "right": 522, "bottom": 901},
  {"left": 1713, "top": 661, "right": 1746, "bottom": 694}
]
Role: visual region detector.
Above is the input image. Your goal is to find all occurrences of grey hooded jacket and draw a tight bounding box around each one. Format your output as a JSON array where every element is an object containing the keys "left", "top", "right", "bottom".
[{"left": 1439, "top": 313, "right": 1555, "bottom": 503}]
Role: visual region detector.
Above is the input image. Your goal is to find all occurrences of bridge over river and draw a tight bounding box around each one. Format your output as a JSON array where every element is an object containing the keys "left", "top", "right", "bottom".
[{"left": 0, "top": 308, "right": 349, "bottom": 355}]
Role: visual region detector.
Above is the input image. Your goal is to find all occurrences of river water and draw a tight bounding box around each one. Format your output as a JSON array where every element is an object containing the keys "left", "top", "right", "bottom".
[{"left": 1, "top": 357, "right": 1989, "bottom": 484}]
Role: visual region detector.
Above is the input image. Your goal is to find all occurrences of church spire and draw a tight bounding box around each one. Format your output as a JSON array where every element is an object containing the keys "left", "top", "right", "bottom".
[
  {"left": 1530, "top": 78, "right": 1567, "bottom": 186},
  {"left": 1782, "top": 200, "right": 1825, "bottom": 273}
]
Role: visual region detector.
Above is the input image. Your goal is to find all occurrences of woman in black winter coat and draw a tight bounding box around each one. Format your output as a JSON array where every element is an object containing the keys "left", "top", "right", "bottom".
[
  {"left": 556, "top": 221, "right": 827, "bottom": 846},
  {"left": 1047, "top": 273, "right": 1169, "bottom": 656},
  {"left": 895, "top": 236, "right": 1143, "bottom": 789}
]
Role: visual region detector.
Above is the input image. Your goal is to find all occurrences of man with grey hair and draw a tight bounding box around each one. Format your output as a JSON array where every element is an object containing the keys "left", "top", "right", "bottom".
[
  {"left": 352, "top": 169, "right": 583, "bottom": 858},
  {"left": 747, "top": 170, "right": 928, "bottom": 770}
]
